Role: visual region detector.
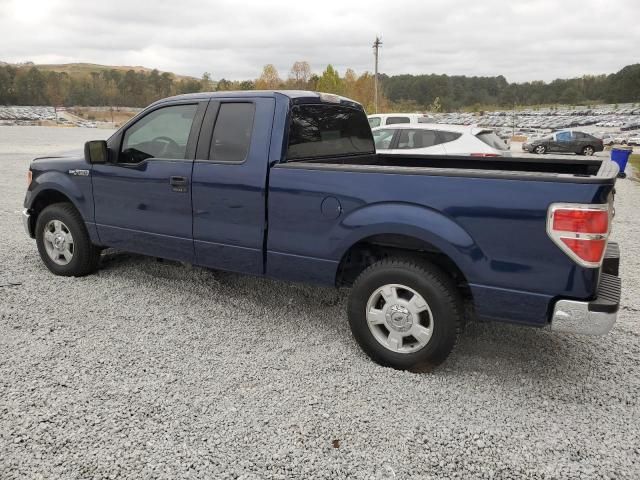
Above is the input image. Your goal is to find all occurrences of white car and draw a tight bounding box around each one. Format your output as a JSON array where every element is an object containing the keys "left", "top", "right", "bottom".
[
  {"left": 372, "top": 124, "right": 511, "bottom": 157},
  {"left": 368, "top": 113, "right": 434, "bottom": 128}
]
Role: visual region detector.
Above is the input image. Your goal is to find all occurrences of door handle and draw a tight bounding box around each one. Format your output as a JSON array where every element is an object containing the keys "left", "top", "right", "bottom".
[{"left": 170, "top": 176, "right": 188, "bottom": 186}]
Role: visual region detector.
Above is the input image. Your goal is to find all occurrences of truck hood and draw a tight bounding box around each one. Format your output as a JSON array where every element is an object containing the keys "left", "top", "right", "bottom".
[{"left": 31, "top": 150, "right": 87, "bottom": 173}]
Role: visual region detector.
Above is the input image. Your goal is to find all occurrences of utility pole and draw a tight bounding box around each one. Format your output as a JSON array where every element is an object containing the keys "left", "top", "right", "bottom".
[{"left": 373, "top": 36, "right": 382, "bottom": 113}]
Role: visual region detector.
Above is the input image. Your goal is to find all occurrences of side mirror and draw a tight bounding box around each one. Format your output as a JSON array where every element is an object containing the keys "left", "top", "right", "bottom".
[{"left": 84, "top": 140, "right": 108, "bottom": 164}]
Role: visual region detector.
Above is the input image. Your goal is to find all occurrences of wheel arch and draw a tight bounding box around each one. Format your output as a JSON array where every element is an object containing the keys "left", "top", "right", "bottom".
[{"left": 28, "top": 189, "right": 75, "bottom": 231}]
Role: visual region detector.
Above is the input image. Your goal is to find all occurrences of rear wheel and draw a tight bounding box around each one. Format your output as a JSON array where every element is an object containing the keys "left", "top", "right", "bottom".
[
  {"left": 347, "top": 258, "right": 462, "bottom": 370},
  {"left": 581, "top": 145, "right": 595, "bottom": 156},
  {"left": 35, "top": 203, "right": 101, "bottom": 276},
  {"left": 534, "top": 145, "right": 546, "bottom": 154}
]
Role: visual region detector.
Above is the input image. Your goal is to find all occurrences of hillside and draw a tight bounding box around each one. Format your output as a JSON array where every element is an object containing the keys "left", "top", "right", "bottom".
[{"left": 7, "top": 62, "right": 198, "bottom": 82}]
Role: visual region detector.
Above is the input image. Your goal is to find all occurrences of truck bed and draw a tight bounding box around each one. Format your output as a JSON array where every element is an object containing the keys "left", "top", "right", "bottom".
[{"left": 283, "top": 153, "right": 618, "bottom": 182}]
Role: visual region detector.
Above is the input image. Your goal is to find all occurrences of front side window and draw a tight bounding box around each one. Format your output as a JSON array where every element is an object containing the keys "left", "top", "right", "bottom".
[
  {"left": 386, "top": 116, "right": 411, "bottom": 125},
  {"left": 209, "top": 103, "right": 256, "bottom": 162},
  {"left": 120, "top": 104, "right": 197, "bottom": 163},
  {"left": 372, "top": 129, "right": 395, "bottom": 149},
  {"left": 287, "top": 104, "right": 374, "bottom": 160}
]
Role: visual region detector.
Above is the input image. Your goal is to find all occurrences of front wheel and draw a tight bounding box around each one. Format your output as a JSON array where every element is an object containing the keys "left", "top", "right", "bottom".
[
  {"left": 581, "top": 146, "right": 595, "bottom": 156},
  {"left": 534, "top": 145, "right": 546, "bottom": 154},
  {"left": 35, "top": 203, "right": 101, "bottom": 276},
  {"left": 347, "top": 258, "right": 463, "bottom": 370}
]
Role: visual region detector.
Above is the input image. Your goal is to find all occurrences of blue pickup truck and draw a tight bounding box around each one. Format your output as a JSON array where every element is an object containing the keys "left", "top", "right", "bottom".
[{"left": 23, "top": 91, "right": 621, "bottom": 369}]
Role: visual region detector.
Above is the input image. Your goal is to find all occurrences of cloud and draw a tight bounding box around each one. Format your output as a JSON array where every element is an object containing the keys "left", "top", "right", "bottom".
[{"left": 1, "top": 0, "right": 638, "bottom": 82}]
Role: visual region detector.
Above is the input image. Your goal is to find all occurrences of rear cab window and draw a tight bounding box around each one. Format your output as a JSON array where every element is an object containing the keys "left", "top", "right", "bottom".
[{"left": 287, "top": 104, "right": 375, "bottom": 160}]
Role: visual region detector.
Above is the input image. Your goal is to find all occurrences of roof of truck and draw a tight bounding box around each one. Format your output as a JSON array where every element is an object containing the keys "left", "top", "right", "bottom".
[{"left": 154, "top": 90, "right": 363, "bottom": 109}]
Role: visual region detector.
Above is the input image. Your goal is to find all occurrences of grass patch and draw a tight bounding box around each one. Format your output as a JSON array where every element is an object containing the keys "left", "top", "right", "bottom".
[{"left": 628, "top": 154, "right": 640, "bottom": 177}]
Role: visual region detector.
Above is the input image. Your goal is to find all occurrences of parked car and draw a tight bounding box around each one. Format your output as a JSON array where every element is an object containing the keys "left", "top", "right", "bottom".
[
  {"left": 23, "top": 91, "right": 621, "bottom": 370},
  {"left": 372, "top": 124, "right": 511, "bottom": 157},
  {"left": 367, "top": 113, "right": 433, "bottom": 128},
  {"left": 596, "top": 133, "right": 616, "bottom": 146},
  {"left": 627, "top": 135, "right": 640, "bottom": 146},
  {"left": 523, "top": 130, "right": 604, "bottom": 155}
]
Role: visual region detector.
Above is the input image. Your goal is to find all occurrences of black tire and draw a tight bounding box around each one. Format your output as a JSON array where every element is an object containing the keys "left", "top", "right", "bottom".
[
  {"left": 35, "top": 202, "right": 101, "bottom": 277},
  {"left": 347, "top": 258, "right": 463, "bottom": 370},
  {"left": 534, "top": 145, "right": 546, "bottom": 154}
]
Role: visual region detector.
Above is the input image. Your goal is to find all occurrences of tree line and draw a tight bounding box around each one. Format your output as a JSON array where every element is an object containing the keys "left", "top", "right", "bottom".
[{"left": 1, "top": 61, "right": 639, "bottom": 112}]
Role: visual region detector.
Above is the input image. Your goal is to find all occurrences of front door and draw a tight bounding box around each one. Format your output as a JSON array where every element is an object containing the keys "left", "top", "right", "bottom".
[
  {"left": 554, "top": 131, "right": 573, "bottom": 153},
  {"left": 93, "top": 101, "right": 205, "bottom": 262}
]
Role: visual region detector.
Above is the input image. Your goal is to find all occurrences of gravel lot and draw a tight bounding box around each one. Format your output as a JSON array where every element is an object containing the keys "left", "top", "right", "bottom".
[{"left": 1, "top": 126, "right": 639, "bottom": 479}]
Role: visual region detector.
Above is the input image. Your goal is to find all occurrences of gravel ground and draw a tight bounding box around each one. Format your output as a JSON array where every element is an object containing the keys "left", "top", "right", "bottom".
[{"left": 1, "top": 126, "right": 639, "bottom": 479}]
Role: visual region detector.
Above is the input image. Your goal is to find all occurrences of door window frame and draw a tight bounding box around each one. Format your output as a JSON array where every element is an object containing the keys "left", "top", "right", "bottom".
[
  {"left": 195, "top": 100, "right": 257, "bottom": 164},
  {"left": 107, "top": 100, "right": 207, "bottom": 166}
]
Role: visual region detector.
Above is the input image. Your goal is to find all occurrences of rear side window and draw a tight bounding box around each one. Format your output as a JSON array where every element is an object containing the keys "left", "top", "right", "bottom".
[
  {"left": 396, "top": 129, "right": 462, "bottom": 149},
  {"left": 287, "top": 104, "right": 375, "bottom": 160},
  {"left": 386, "top": 117, "right": 410, "bottom": 125},
  {"left": 209, "top": 103, "right": 255, "bottom": 162},
  {"left": 437, "top": 131, "right": 462, "bottom": 143},
  {"left": 368, "top": 117, "right": 381, "bottom": 128},
  {"left": 397, "top": 129, "right": 437, "bottom": 149},
  {"left": 476, "top": 131, "right": 509, "bottom": 150}
]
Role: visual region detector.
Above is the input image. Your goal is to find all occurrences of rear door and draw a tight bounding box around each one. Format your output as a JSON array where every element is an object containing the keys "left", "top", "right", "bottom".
[
  {"left": 93, "top": 101, "right": 206, "bottom": 262},
  {"left": 191, "top": 97, "right": 275, "bottom": 274}
]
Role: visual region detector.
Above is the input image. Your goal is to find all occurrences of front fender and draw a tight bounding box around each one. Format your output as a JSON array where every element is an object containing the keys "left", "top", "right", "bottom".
[
  {"left": 26, "top": 170, "right": 94, "bottom": 222},
  {"left": 334, "top": 202, "right": 486, "bottom": 282}
]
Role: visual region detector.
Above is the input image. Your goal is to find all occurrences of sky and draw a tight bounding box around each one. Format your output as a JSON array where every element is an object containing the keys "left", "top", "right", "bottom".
[{"left": 1, "top": 0, "right": 639, "bottom": 83}]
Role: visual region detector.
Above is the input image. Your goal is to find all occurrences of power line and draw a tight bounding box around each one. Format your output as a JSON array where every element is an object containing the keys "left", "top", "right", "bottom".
[{"left": 373, "top": 36, "right": 382, "bottom": 113}]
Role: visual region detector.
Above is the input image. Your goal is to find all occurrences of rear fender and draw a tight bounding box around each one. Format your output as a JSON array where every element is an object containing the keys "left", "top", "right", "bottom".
[{"left": 334, "top": 202, "right": 485, "bottom": 281}]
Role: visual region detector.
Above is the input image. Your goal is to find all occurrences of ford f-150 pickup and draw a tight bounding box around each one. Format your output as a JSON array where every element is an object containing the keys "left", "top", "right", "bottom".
[{"left": 23, "top": 91, "right": 622, "bottom": 370}]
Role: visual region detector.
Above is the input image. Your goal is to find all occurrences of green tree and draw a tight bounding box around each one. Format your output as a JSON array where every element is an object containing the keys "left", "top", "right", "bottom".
[
  {"left": 316, "top": 65, "right": 342, "bottom": 94},
  {"left": 201, "top": 72, "right": 214, "bottom": 92}
]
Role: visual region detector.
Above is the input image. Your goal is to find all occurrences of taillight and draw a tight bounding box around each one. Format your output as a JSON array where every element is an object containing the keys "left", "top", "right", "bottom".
[
  {"left": 470, "top": 153, "right": 500, "bottom": 157},
  {"left": 27, "top": 170, "right": 32, "bottom": 187},
  {"left": 547, "top": 203, "right": 610, "bottom": 267}
]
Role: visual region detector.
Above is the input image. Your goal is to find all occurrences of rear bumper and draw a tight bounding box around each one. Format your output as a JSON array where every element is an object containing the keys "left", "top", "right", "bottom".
[{"left": 550, "top": 244, "right": 621, "bottom": 335}]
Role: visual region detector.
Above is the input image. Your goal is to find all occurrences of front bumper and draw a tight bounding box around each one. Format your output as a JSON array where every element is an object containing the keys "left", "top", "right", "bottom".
[
  {"left": 550, "top": 244, "right": 621, "bottom": 335},
  {"left": 23, "top": 208, "right": 34, "bottom": 238}
]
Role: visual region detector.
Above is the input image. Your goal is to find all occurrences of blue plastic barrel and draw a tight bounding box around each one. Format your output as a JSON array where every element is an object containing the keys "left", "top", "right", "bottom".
[{"left": 611, "top": 148, "right": 632, "bottom": 177}]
